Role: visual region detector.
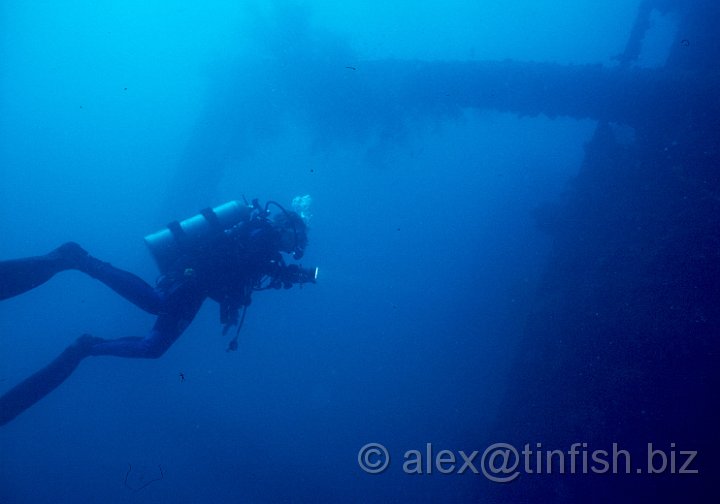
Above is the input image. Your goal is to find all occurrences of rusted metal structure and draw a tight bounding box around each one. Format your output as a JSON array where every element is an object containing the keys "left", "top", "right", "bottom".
[{"left": 491, "top": 2, "right": 718, "bottom": 501}]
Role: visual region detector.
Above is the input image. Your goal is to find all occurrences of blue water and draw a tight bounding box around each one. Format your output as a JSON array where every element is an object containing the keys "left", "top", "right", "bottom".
[{"left": 1, "top": 1, "right": 716, "bottom": 502}]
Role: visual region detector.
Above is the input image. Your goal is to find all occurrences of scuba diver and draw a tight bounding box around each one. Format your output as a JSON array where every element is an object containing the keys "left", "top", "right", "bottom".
[{"left": 0, "top": 197, "right": 317, "bottom": 426}]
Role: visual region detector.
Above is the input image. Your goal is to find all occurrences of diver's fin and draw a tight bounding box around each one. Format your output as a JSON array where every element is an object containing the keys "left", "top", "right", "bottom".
[
  {"left": 0, "top": 335, "right": 97, "bottom": 426},
  {"left": 0, "top": 243, "right": 89, "bottom": 301}
]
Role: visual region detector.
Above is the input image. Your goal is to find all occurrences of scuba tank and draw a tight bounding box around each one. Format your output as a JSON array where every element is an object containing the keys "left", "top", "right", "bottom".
[{"left": 144, "top": 200, "right": 252, "bottom": 272}]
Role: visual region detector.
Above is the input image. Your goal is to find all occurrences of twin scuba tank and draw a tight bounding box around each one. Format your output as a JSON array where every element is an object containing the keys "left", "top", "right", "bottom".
[{"left": 144, "top": 201, "right": 252, "bottom": 272}]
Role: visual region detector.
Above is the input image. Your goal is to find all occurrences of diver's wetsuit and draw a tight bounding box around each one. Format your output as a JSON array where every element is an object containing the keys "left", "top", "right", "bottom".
[{"left": 0, "top": 220, "right": 308, "bottom": 426}]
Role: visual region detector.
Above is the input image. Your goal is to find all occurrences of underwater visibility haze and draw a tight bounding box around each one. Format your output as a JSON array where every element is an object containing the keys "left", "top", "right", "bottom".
[{"left": 1, "top": 0, "right": 718, "bottom": 502}]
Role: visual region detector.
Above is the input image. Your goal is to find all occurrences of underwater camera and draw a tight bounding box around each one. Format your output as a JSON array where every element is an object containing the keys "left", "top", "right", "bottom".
[{"left": 280, "top": 264, "right": 318, "bottom": 288}]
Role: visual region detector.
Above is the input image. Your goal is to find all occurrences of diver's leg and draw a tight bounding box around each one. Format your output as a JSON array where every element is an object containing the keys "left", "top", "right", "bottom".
[
  {"left": 0, "top": 335, "right": 101, "bottom": 426},
  {"left": 87, "top": 324, "right": 188, "bottom": 359},
  {"left": 0, "top": 276, "right": 203, "bottom": 426},
  {"left": 0, "top": 242, "right": 162, "bottom": 314},
  {"left": 0, "top": 318, "right": 189, "bottom": 426},
  {"left": 0, "top": 313, "right": 194, "bottom": 425},
  {"left": 80, "top": 255, "right": 163, "bottom": 314},
  {"left": 0, "top": 242, "right": 83, "bottom": 300},
  {"left": 86, "top": 331, "right": 179, "bottom": 359},
  {"left": 88, "top": 281, "right": 205, "bottom": 358}
]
